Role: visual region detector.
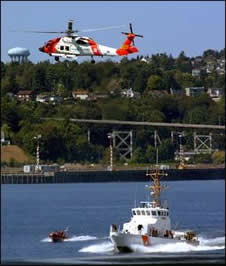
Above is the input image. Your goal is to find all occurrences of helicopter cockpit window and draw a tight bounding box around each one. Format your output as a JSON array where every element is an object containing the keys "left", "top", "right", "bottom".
[{"left": 76, "top": 38, "right": 89, "bottom": 46}]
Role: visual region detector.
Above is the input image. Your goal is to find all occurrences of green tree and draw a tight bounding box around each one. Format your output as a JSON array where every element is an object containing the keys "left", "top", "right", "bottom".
[
  {"left": 158, "top": 139, "right": 175, "bottom": 162},
  {"left": 176, "top": 51, "right": 192, "bottom": 72},
  {"left": 32, "top": 64, "right": 47, "bottom": 92},
  {"left": 183, "top": 106, "right": 209, "bottom": 124},
  {"left": 130, "top": 147, "right": 146, "bottom": 163},
  {"left": 146, "top": 75, "right": 163, "bottom": 91},
  {"left": 145, "top": 145, "right": 156, "bottom": 163},
  {"left": 134, "top": 69, "right": 148, "bottom": 93},
  {"left": 212, "top": 151, "right": 225, "bottom": 164}
]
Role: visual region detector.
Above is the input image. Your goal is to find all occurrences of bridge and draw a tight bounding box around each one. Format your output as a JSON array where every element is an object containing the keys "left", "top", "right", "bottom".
[
  {"left": 40, "top": 117, "right": 224, "bottom": 161},
  {"left": 41, "top": 118, "right": 225, "bottom": 130}
]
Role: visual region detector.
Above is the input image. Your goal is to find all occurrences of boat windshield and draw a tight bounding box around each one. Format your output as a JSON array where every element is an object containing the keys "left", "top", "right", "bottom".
[{"left": 139, "top": 201, "right": 152, "bottom": 208}]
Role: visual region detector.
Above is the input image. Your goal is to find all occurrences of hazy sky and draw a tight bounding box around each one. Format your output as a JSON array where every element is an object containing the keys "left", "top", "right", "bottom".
[{"left": 2, "top": 1, "right": 225, "bottom": 63}]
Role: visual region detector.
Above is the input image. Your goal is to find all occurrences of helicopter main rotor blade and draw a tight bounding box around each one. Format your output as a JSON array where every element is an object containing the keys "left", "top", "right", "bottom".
[
  {"left": 80, "top": 24, "right": 126, "bottom": 33},
  {"left": 10, "top": 30, "right": 66, "bottom": 34}
]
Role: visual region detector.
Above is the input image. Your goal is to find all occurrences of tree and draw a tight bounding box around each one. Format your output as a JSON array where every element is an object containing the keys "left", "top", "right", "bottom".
[
  {"left": 145, "top": 145, "right": 156, "bottom": 163},
  {"left": 203, "top": 49, "right": 218, "bottom": 58},
  {"left": 120, "top": 64, "right": 138, "bottom": 88},
  {"left": 1, "top": 123, "right": 13, "bottom": 141},
  {"left": 161, "top": 70, "right": 180, "bottom": 91},
  {"left": 32, "top": 64, "right": 47, "bottom": 92},
  {"left": 158, "top": 139, "right": 175, "bottom": 162},
  {"left": 175, "top": 51, "right": 192, "bottom": 72},
  {"left": 212, "top": 151, "right": 225, "bottom": 164},
  {"left": 1, "top": 96, "right": 20, "bottom": 132},
  {"left": 183, "top": 106, "right": 209, "bottom": 124},
  {"left": 134, "top": 69, "right": 149, "bottom": 93},
  {"left": 130, "top": 147, "right": 146, "bottom": 163},
  {"left": 146, "top": 75, "right": 163, "bottom": 91}
]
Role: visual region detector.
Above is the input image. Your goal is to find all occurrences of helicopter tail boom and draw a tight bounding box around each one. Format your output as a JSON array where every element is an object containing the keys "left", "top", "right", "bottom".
[{"left": 116, "top": 33, "right": 139, "bottom": 55}]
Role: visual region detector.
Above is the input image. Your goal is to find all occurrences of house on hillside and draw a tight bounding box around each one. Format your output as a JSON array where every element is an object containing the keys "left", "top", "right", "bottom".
[
  {"left": 192, "top": 69, "right": 201, "bottom": 77},
  {"left": 207, "top": 88, "right": 224, "bottom": 101},
  {"left": 72, "top": 90, "right": 89, "bottom": 100},
  {"left": 88, "top": 92, "right": 109, "bottom": 101},
  {"left": 16, "top": 90, "right": 34, "bottom": 101},
  {"left": 1, "top": 130, "right": 10, "bottom": 145},
  {"left": 36, "top": 94, "right": 50, "bottom": 103},
  {"left": 170, "top": 88, "right": 185, "bottom": 96},
  {"left": 121, "top": 88, "right": 140, "bottom": 98},
  {"left": 49, "top": 95, "right": 63, "bottom": 104},
  {"left": 185, "top": 87, "right": 205, "bottom": 97},
  {"left": 147, "top": 90, "right": 169, "bottom": 97}
]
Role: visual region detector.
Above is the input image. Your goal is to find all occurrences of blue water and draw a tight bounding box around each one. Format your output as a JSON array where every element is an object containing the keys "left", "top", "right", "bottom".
[{"left": 1, "top": 180, "right": 225, "bottom": 264}]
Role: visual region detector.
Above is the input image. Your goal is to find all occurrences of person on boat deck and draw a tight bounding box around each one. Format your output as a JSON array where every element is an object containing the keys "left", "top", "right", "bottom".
[
  {"left": 137, "top": 224, "right": 143, "bottom": 234},
  {"left": 164, "top": 230, "right": 169, "bottom": 237},
  {"left": 151, "top": 228, "right": 158, "bottom": 237}
]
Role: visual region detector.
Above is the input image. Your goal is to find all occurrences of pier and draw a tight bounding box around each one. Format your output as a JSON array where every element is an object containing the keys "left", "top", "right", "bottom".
[
  {"left": 1, "top": 172, "right": 56, "bottom": 184},
  {"left": 1, "top": 167, "right": 225, "bottom": 184}
]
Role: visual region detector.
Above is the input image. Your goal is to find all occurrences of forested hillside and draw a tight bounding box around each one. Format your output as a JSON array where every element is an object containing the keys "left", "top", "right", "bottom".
[{"left": 1, "top": 49, "right": 225, "bottom": 165}]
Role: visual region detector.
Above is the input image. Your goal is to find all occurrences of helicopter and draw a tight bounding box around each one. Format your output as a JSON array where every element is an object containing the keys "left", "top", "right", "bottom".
[{"left": 33, "top": 20, "right": 143, "bottom": 63}]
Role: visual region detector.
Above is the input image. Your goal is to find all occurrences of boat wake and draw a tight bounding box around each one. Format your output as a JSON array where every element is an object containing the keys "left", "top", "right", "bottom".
[
  {"left": 78, "top": 236, "right": 225, "bottom": 254},
  {"left": 41, "top": 235, "right": 97, "bottom": 242},
  {"left": 132, "top": 236, "right": 225, "bottom": 253},
  {"left": 79, "top": 241, "right": 114, "bottom": 253}
]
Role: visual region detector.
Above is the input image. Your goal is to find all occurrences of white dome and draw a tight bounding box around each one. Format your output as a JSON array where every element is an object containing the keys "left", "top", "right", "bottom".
[{"left": 8, "top": 47, "right": 30, "bottom": 56}]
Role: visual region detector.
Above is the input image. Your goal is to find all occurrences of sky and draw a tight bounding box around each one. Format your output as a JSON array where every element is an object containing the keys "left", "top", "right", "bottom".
[{"left": 1, "top": 1, "right": 225, "bottom": 63}]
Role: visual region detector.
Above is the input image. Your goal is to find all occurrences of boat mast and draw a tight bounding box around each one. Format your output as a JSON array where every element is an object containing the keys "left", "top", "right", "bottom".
[{"left": 146, "top": 147, "right": 168, "bottom": 207}]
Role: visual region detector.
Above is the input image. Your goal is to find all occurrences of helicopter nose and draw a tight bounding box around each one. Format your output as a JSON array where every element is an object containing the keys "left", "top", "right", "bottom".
[{"left": 39, "top": 46, "right": 45, "bottom": 52}]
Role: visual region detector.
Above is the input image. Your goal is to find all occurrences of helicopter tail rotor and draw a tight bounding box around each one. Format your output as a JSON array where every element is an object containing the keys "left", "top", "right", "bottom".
[{"left": 121, "top": 23, "right": 143, "bottom": 46}]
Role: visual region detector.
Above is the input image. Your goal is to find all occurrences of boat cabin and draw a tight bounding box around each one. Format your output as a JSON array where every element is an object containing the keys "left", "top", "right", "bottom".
[
  {"left": 131, "top": 201, "right": 169, "bottom": 218},
  {"left": 122, "top": 200, "right": 171, "bottom": 236}
]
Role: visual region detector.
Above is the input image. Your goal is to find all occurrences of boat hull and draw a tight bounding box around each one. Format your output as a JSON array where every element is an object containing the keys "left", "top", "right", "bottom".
[
  {"left": 49, "top": 232, "right": 68, "bottom": 243},
  {"left": 110, "top": 233, "right": 199, "bottom": 252},
  {"left": 49, "top": 236, "right": 67, "bottom": 242}
]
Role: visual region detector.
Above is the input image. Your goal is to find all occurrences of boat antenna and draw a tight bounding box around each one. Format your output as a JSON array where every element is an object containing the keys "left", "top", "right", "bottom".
[
  {"left": 156, "top": 146, "right": 159, "bottom": 167},
  {"left": 146, "top": 136, "right": 167, "bottom": 207}
]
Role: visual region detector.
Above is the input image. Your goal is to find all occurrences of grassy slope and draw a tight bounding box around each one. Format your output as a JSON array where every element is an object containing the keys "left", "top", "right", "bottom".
[{"left": 1, "top": 145, "right": 32, "bottom": 163}]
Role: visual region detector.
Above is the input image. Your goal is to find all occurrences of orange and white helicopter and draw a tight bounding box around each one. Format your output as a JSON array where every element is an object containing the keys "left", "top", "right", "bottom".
[{"left": 33, "top": 20, "right": 143, "bottom": 63}]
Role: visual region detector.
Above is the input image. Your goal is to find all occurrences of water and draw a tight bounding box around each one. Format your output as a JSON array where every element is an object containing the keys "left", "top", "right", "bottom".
[{"left": 1, "top": 180, "right": 225, "bottom": 264}]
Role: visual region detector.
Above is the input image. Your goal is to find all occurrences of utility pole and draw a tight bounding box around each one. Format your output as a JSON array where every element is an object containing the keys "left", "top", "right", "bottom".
[
  {"left": 107, "top": 133, "right": 113, "bottom": 171},
  {"left": 178, "top": 133, "right": 185, "bottom": 169},
  {"left": 34, "top": 135, "right": 42, "bottom": 172}
]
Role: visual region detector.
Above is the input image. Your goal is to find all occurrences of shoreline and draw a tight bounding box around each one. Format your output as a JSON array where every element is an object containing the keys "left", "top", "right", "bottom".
[{"left": 1, "top": 167, "right": 225, "bottom": 184}]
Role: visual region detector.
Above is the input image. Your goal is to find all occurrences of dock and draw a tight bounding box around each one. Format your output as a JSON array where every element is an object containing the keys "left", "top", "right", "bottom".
[{"left": 1, "top": 167, "right": 225, "bottom": 184}]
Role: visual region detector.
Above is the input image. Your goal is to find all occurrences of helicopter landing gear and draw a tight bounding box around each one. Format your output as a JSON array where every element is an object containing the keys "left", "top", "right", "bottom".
[
  {"left": 55, "top": 56, "right": 59, "bottom": 62},
  {"left": 91, "top": 56, "right": 95, "bottom": 64}
]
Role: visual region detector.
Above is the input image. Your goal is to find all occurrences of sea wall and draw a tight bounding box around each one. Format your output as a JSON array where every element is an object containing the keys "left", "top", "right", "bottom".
[{"left": 1, "top": 168, "right": 224, "bottom": 184}]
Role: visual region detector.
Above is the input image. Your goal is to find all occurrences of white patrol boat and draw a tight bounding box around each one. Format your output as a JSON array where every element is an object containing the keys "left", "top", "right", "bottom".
[{"left": 109, "top": 166, "right": 199, "bottom": 252}]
